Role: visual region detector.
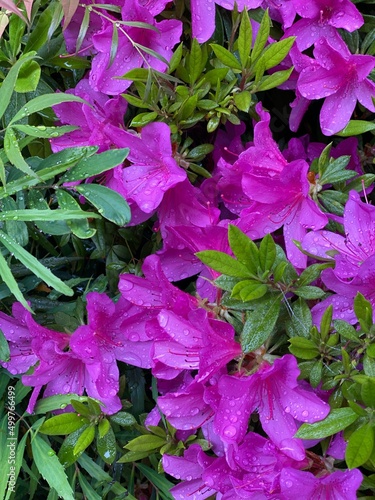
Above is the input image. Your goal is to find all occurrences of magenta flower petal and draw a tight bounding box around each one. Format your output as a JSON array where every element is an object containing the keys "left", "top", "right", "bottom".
[{"left": 280, "top": 468, "right": 362, "bottom": 499}]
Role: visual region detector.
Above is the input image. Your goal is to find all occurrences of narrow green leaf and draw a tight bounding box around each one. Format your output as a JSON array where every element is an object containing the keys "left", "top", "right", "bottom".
[
  {"left": 346, "top": 424, "right": 374, "bottom": 469},
  {"left": 189, "top": 38, "right": 203, "bottom": 85},
  {"left": 285, "top": 298, "right": 312, "bottom": 338},
  {"left": 251, "top": 9, "right": 270, "bottom": 62},
  {"left": 259, "top": 233, "right": 276, "bottom": 272},
  {"left": 0, "top": 52, "right": 36, "bottom": 121},
  {"left": 56, "top": 191, "right": 96, "bottom": 239},
  {"left": 39, "top": 413, "right": 87, "bottom": 435},
  {"left": 238, "top": 8, "right": 252, "bottom": 67},
  {"left": 78, "top": 473, "right": 101, "bottom": 500},
  {"left": 333, "top": 320, "right": 359, "bottom": 342},
  {"left": 31, "top": 434, "right": 74, "bottom": 500},
  {"left": 33, "top": 394, "right": 92, "bottom": 415},
  {"left": 73, "top": 425, "right": 95, "bottom": 456},
  {"left": 210, "top": 44, "right": 242, "bottom": 70},
  {"left": 136, "top": 463, "right": 174, "bottom": 500},
  {"left": 4, "top": 128, "right": 38, "bottom": 178},
  {"left": 228, "top": 225, "right": 259, "bottom": 274},
  {"left": 233, "top": 91, "right": 252, "bottom": 112},
  {"left": 232, "top": 281, "right": 267, "bottom": 301},
  {"left": 12, "top": 124, "right": 78, "bottom": 138},
  {"left": 258, "top": 37, "right": 295, "bottom": 70},
  {"left": 0, "top": 329, "right": 10, "bottom": 362},
  {"left": 241, "top": 294, "right": 281, "bottom": 353},
  {"left": 294, "top": 286, "right": 325, "bottom": 300},
  {"left": 97, "top": 426, "right": 116, "bottom": 464},
  {"left": 288, "top": 337, "right": 320, "bottom": 359},
  {"left": 75, "top": 6, "right": 91, "bottom": 53},
  {"left": 75, "top": 184, "right": 131, "bottom": 226},
  {"left": 354, "top": 292, "right": 373, "bottom": 331},
  {"left": 125, "top": 434, "right": 165, "bottom": 452},
  {"left": 109, "top": 22, "right": 119, "bottom": 68},
  {"left": 295, "top": 408, "right": 359, "bottom": 439},
  {"left": 9, "top": 94, "right": 88, "bottom": 125},
  {"left": 337, "top": 120, "right": 375, "bottom": 137},
  {"left": 60, "top": 148, "right": 129, "bottom": 183},
  {"left": 0, "top": 230, "right": 74, "bottom": 297},
  {"left": 78, "top": 453, "right": 136, "bottom": 498},
  {"left": 0, "top": 209, "right": 100, "bottom": 222},
  {"left": 256, "top": 67, "right": 294, "bottom": 91},
  {"left": 0, "top": 249, "right": 31, "bottom": 311},
  {"left": 196, "top": 249, "right": 251, "bottom": 278}
]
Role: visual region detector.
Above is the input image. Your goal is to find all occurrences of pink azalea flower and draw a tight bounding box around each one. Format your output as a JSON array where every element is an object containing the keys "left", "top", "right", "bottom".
[
  {"left": 263, "top": 0, "right": 297, "bottom": 29},
  {"left": 70, "top": 292, "right": 153, "bottom": 370},
  {"left": 297, "top": 38, "right": 375, "bottom": 135},
  {"left": 0, "top": 303, "right": 39, "bottom": 375},
  {"left": 191, "top": 0, "right": 263, "bottom": 43},
  {"left": 280, "top": 468, "right": 362, "bottom": 499},
  {"left": 302, "top": 191, "right": 375, "bottom": 279},
  {"left": 90, "top": 0, "right": 182, "bottom": 94},
  {"left": 285, "top": 0, "right": 363, "bottom": 51},
  {"left": 50, "top": 78, "right": 128, "bottom": 153},
  {"left": 104, "top": 122, "right": 186, "bottom": 214},
  {"left": 214, "top": 354, "right": 330, "bottom": 460}
]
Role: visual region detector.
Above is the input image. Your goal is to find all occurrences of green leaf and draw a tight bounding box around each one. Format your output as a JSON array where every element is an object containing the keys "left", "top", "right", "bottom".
[
  {"left": 125, "top": 434, "right": 165, "bottom": 452},
  {"left": 97, "top": 426, "right": 116, "bottom": 464},
  {"left": 24, "top": 1, "right": 57, "bottom": 52},
  {"left": 228, "top": 225, "right": 259, "bottom": 274},
  {"left": 196, "top": 249, "right": 252, "bottom": 278},
  {"left": 136, "top": 463, "right": 174, "bottom": 500},
  {"left": 238, "top": 8, "right": 252, "bottom": 67},
  {"left": 73, "top": 425, "right": 95, "bottom": 456},
  {"left": 259, "top": 233, "right": 276, "bottom": 272},
  {"left": 285, "top": 297, "right": 312, "bottom": 338},
  {"left": 0, "top": 247, "right": 31, "bottom": 311},
  {"left": 77, "top": 472, "right": 102, "bottom": 500},
  {"left": 210, "top": 44, "right": 242, "bottom": 70},
  {"left": 295, "top": 407, "right": 359, "bottom": 439},
  {"left": 297, "top": 263, "right": 331, "bottom": 286},
  {"left": 361, "top": 379, "right": 375, "bottom": 409},
  {"left": 241, "top": 294, "right": 281, "bottom": 353},
  {"left": 130, "top": 111, "right": 158, "bottom": 127},
  {"left": 29, "top": 391, "right": 66, "bottom": 422},
  {"left": 288, "top": 337, "right": 320, "bottom": 359},
  {"left": 168, "top": 42, "right": 183, "bottom": 73},
  {"left": 9, "top": 93, "right": 88, "bottom": 125},
  {"left": 0, "top": 52, "right": 36, "bottom": 121},
  {"left": 334, "top": 320, "right": 359, "bottom": 342},
  {"left": 256, "top": 67, "right": 294, "bottom": 91},
  {"left": 78, "top": 453, "right": 135, "bottom": 498},
  {"left": 0, "top": 147, "right": 98, "bottom": 199},
  {"left": 14, "top": 60, "right": 41, "bottom": 93},
  {"left": 0, "top": 329, "right": 10, "bottom": 362},
  {"left": 346, "top": 424, "right": 374, "bottom": 469},
  {"left": 31, "top": 434, "right": 74, "bottom": 500},
  {"left": 232, "top": 281, "right": 268, "bottom": 301},
  {"left": 56, "top": 191, "right": 96, "bottom": 239},
  {"left": 58, "top": 425, "right": 89, "bottom": 467},
  {"left": 251, "top": 9, "right": 270, "bottom": 62},
  {"left": 75, "top": 184, "right": 131, "bottom": 226},
  {"left": 257, "top": 37, "right": 295, "bottom": 70},
  {"left": 320, "top": 304, "right": 333, "bottom": 341},
  {"left": 233, "top": 91, "right": 252, "bottom": 112},
  {"left": 0, "top": 229, "right": 74, "bottom": 297},
  {"left": 189, "top": 38, "right": 203, "bottom": 85},
  {"left": 337, "top": 120, "right": 375, "bottom": 137},
  {"left": 4, "top": 128, "right": 39, "bottom": 178},
  {"left": 60, "top": 148, "right": 129, "bottom": 183},
  {"left": 109, "top": 22, "right": 119, "bottom": 67},
  {"left": 354, "top": 292, "right": 373, "bottom": 332},
  {"left": 109, "top": 411, "right": 136, "bottom": 427},
  {"left": 293, "top": 286, "right": 325, "bottom": 300},
  {"left": 12, "top": 124, "right": 78, "bottom": 138},
  {"left": 39, "top": 413, "right": 87, "bottom": 435},
  {"left": 0, "top": 209, "right": 99, "bottom": 222}
]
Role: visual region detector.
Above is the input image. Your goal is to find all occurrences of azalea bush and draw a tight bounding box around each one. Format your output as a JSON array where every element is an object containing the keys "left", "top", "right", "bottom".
[{"left": 0, "top": 0, "right": 375, "bottom": 498}]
